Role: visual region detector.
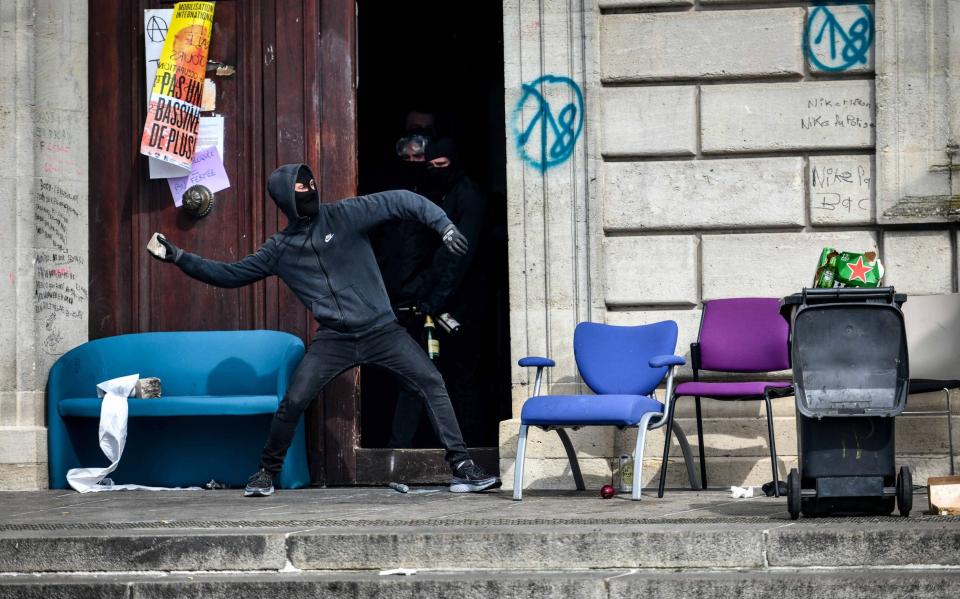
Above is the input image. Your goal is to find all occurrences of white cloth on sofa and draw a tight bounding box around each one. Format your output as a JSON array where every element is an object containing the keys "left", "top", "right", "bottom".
[{"left": 66, "top": 374, "right": 201, "bottom": 493}]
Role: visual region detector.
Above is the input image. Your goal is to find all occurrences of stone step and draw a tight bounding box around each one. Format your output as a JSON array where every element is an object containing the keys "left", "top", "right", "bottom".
[
  {"left": 499, "top": 415, "right": 959, "bottom": 460},
  {"left": 3, "top": 519, "right": 959, "bottom": 573},
  {"left": 499, "top": 453, "right": 954, "bottom": 491},
  {"left": 3, "top": 568, "right": 960, "bottom": 598},
  {"left": 512, "top": 388, "right": 960, "bottom": 420}
]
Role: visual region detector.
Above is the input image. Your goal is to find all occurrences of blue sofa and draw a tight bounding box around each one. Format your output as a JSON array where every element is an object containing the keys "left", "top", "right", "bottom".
[{"left": 47, "top": 330, "right": 310, "bottom": 490}]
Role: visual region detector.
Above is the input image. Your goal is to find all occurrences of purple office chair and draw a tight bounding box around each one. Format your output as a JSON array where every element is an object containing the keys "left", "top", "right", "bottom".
[{"left": 657, "top": 298, "right": 792, "bottom": 497}]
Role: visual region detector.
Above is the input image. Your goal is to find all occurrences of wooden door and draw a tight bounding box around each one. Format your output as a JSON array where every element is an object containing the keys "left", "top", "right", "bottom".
[{"left": 88, "top": 0, "right": 358, "bottom": 484}]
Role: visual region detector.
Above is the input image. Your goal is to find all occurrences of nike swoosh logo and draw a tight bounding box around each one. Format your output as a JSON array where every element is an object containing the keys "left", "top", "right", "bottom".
[{"left": 324, "top": 234, "right": 334, "bottom": 243}]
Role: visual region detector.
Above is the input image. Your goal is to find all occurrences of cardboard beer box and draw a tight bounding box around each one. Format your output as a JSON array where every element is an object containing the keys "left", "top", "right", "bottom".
[{"left": 813, "top": 247, "right": 884, "bottom": 288}]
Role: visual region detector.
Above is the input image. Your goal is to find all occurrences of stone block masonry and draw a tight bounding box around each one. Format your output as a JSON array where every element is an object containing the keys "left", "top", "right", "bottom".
[
  {"left": 502, "top": 0, "right": 959, "bottom": 491},
  {"left": 601, "top": 86, "right": 697, "bottom": 157},
  {"left": 808, "top": 155, "right": 874, "bottom": 225},
  {"left": 701, "top": 81, "right": 875, "bottom": 153},
  {"left": 603, "top": 158, "right": 805, "bottom": 231},
  {"left": 601, "top": 8, "right": 805, "bottom": 82},
  {"left": 603, "top": 235, "right": 699, "bottom": 306}
]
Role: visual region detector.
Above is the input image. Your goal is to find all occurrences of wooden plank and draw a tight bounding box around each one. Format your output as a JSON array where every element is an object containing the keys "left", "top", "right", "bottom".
[
  {"left": 323, "top": 367, "right": 361, "bottom": 484},
  {"left": 273, "top": 0, "right": 312, "bottom": 339},
  {"left": 89, "top": 0, "right": 140, "bottom": 339},
  {"left": 259, "top": 0, "right": 280, "bottom": 333},
  {"left": 355, "top": 448, "right": 500, "bottom": 485},
  {"left": 316, "top": 0, "right": 360, "bottom": 485}
]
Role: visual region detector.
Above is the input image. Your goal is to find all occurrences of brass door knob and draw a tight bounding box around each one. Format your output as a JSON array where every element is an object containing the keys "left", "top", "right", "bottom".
[{"left": 183, "top": 185, "right": 215, "bottom": 218}]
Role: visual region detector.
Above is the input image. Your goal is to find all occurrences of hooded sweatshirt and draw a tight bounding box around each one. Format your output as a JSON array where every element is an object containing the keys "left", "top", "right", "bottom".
[{"left": 173, "top": 163, "right": 453, "bottom": 337}]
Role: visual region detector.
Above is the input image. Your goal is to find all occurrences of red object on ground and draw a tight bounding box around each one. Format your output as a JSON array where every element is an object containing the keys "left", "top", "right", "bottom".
[{"left": 600, "top": 484, "right": 616, "bottom": 499}]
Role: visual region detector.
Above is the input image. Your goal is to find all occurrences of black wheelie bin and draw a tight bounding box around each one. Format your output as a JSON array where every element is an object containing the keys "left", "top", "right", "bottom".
[{"left": 780, "top": 287, "right": 912, "bottom": 519}]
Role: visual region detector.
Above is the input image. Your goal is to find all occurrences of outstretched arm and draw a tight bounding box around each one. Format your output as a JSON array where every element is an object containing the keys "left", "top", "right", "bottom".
[
  {"left": 340, "top": 190, "right": 453, "bottom": 235},
  {"left": 149, "top": 234, "right": 274, "bottom": 288}
]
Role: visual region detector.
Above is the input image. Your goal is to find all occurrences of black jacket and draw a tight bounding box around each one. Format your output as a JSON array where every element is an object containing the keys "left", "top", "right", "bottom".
[
  {"left": 174, "top": 163, "right": 453, "bottom": 337},
  {"left": 415, "top": 175, "right": 487, "bottom": 319}
]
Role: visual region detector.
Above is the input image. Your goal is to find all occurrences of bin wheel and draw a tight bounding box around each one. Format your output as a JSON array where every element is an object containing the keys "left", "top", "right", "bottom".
[
  {"left": 787, "top": 468, "right": 801, "bottom": 520},
  {"left": 896, "top": 466, "right": 912, "bottom": 518}
]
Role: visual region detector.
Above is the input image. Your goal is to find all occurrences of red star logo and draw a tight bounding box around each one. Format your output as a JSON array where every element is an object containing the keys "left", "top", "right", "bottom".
[{"left": 846, "top": 256, "right": 874, "bottom": 283}]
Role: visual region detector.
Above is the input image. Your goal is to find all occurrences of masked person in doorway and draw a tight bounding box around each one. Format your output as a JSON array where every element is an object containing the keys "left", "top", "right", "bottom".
[
  {"left": 373, "top": 108, "right": 440, "bottom": 303},
  {"left": 148, "top": 164, "right": 500, "bottom": 496},
  {"left": 388, "top": 139, "right": 490, "bottom": 448},
  {"left": 392, "top": 108, "right": 436, "bottom": 194}
]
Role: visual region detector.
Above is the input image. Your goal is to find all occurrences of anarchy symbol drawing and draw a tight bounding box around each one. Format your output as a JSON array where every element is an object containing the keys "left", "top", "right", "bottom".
[
  {"left": 805, "top": 5, "right": 874, "bottom": 72},
  {"left": 512, "top": 75, "right": 584, "bottom": 172},
  {"left": 146, "top": 15, "right": 169, "bottom": 43}
]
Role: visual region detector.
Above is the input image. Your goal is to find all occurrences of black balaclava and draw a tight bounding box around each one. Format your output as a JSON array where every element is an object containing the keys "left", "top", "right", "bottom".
[
  {"left": 295, "top": 166, "right": 319, "bottom": 217},
  {"left": 424, "top": 138, "right": 461, "bottom": 198}
]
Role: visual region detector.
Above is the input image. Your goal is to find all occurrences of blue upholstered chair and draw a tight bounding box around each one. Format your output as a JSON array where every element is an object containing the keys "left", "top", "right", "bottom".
[
  {"left": 514, "top": 321, "right": 699, "bottom": 500},
  {"left": 47, "top": 330, "right": 310, "bottom": 490}
]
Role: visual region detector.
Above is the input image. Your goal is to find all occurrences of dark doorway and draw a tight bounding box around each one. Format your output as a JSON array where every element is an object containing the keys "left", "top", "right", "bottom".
[{"left": 355, "top": 0, "right": 510, "bottom": 475}]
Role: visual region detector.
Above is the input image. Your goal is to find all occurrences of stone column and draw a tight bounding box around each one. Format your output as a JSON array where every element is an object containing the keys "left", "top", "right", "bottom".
[
  {"left": 0, "top": 1, "right": 89, "bottom": 490},
  {"left": 500, "top": 0, "right": 611, "bottom": 487}
]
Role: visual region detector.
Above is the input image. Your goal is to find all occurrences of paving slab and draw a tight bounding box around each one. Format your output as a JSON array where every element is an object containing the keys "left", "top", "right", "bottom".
[
  {"left": 2, "top": 569, "right": 960, "bottom": 599},
  {"left": 0, "top": 487, "right": 805, "bottom": 527}
]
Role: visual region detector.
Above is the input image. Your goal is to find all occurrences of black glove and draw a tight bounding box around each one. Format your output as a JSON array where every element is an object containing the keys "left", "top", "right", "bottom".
[
  {"left": 441, "top": 224, "right": 468, "bottom": 257},
  {"left": 149, "top": 233, "right": 181, "bottom": 263}
]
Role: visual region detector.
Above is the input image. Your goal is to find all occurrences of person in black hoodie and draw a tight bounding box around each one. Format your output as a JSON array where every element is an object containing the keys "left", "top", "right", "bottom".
[{"left": 149, "top": 163, "right": 500, "bottom": 496}]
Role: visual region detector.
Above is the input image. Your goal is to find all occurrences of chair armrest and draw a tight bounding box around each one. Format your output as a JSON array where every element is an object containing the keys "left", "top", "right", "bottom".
[
  {"left": 690, "top": 342, "right": 701, "bottom": 372},
  {"left": 518, "top": 356, "right": 555, "bottom": 368},
  {"left": 518, "top": 356, "right": 554, "bottom": 397},
  {"left": 649, "top": 355, "right": 686, "bottom": 368},
  {"left": 765, "top": 385, "right": 795, "bottom": 399},
  {"left": 276, "top": 338, "right": 306, "bottom": 396}
]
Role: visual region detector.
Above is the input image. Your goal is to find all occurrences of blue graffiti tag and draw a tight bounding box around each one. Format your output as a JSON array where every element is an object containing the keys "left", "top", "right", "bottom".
[
  {"left": 512, "top": 75, "right": 584, "bottom": 172},
  {"left": 805, "top": 5, "right": 874, "bottom": 72}
]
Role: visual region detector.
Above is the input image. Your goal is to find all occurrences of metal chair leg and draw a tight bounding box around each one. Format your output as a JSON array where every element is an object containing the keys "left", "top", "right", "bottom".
[
  {"left": 945, "top": 388, "right": 955, "bottom": 476},
  {"left": 671, "top": 422, "right": 700, "bottom": 490},
  {"left": 555, "top": 428, "right": 585, "bottom": 491},
  {"left": 764, "top": 393, "right": 780, "bottom": 497},
  {"left": 695, "top": 396, "right": 707, "bottom": 490},
  {"left": 513, "top": 425, "right": 528, "bottom": 501},
  {"left": 658, "top": 396, "right": 677, "bottom": 498},
  {"left": 631, "top": 413, "right": 657, "bottom": 501}
]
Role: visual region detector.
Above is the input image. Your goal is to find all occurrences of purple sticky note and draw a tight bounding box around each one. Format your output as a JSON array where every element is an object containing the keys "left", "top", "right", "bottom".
[{"left": 168, "top": 146, "right": 231, "bottom": 207}]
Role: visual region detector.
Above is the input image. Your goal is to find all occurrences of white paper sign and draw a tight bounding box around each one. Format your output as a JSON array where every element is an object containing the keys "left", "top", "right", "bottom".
[{"left": 197, "top": 115, "right": 225, "bottom": 161}]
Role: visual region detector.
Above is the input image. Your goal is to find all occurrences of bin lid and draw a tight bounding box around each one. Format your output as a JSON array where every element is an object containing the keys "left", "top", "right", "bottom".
[
  {"left": 781, "top": 287, "right": 906, "bottom": 323},
  {"left": 791, "top": 301, "right": 909, "bottom": 418}
]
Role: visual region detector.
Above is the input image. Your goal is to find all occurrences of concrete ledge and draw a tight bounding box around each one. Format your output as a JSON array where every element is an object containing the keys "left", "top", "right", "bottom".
[
  {"left": 768, "top": 523, "right": 960, "bottom": 567},
  {"left": 0, "top": 572, "right": 615, "bottom": 599},
  {"left": 613, "top": 569, "right": 960, "bottom": 599},
  {"left": 288, "top": 524, "right": 767, "bottom": 570},
  {"left": 0, "top": 531, "right": 288, "bottom": 572},
  {"left": 2, "top": 568, "right": 960, "bottom": 599}
]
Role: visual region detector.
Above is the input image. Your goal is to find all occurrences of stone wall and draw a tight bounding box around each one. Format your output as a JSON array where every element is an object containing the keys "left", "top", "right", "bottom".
[
  {"left": 502, "top": 1, "right": 959, "bottom": 490},
  {"left": 0, "top": 1, "right": 89, "bottom": 490}
]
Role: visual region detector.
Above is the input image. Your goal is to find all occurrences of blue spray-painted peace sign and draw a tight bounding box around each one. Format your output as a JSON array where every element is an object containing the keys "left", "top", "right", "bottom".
[
  {"left": 512, "top": 75, "right": 584, "bottom": 172},
  {"left": 805, "top": 5, "right": 874, "bottom": 72}
]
